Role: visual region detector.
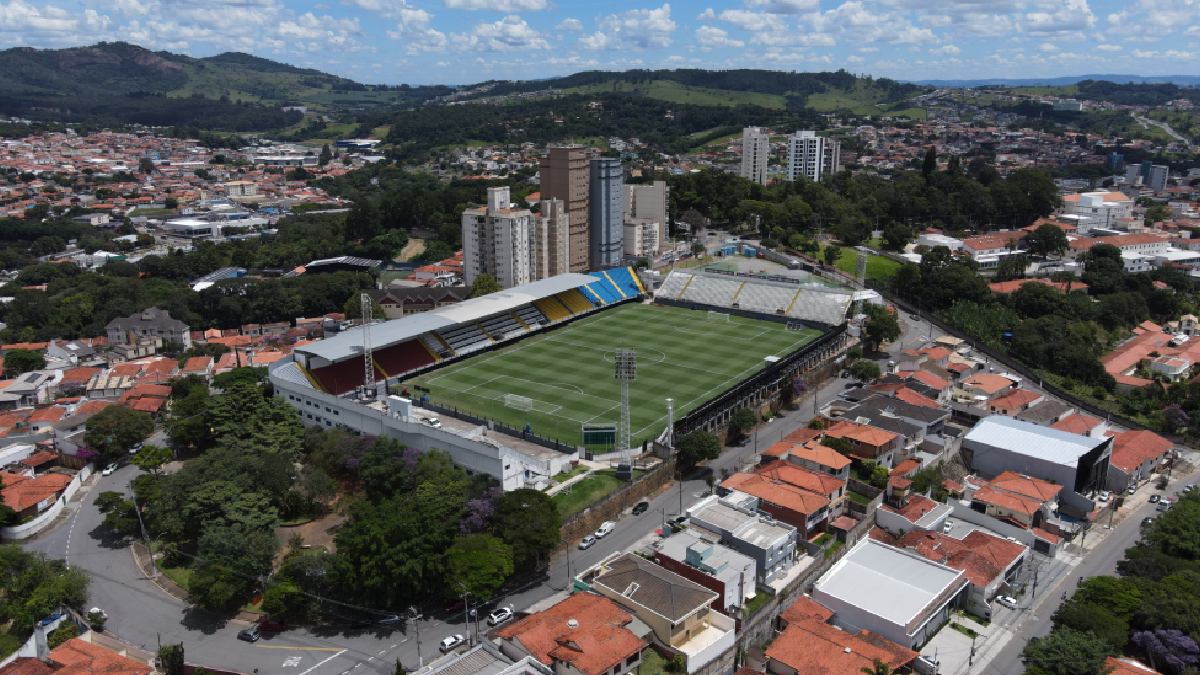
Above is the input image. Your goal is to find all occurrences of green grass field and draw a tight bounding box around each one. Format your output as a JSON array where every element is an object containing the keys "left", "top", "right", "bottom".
[
  {"left": 403, "top": 303, "right": 820, "bottom": 447},
  {"left": 825, "top": 245, "right": 902, "bottom": 282},
  {"left": 563, "top": 80, "right": 787, "bottom": 109}
]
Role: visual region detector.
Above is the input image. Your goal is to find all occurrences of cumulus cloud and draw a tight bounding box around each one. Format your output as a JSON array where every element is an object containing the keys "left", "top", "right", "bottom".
[
  {"left": 1133, "top": 48, "right": 1194, "bottom": 59},
  {"left": 695, "top": 25, "right": 744, "bottom": 48},
  {"left": 580, "top": 3, "right": 676, "bottom": 50},
  {"left": 453, "top": 14, "right": 548, "bottom": 50},
  {"left": 1096, "top": 43, "right": 1122, "bottom": 51},
  {"left": 744, "top": 0, "right": 817, "bottom": 13},
  {"left": 713, "top": 9, "right": 774, "bottom": 31},
  {"left": 1023, "top": 0, "right": 1095, "bottom": 35},
  {"left": 556, "top": 17, "right": 582, "bottom": 31},
  {"left": 443, "top": 0, "right": 547, "bottom": 10}
]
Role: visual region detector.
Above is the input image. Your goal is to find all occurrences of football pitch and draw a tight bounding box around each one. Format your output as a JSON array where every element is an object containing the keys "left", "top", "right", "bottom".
[{"left": 402, "top": 303, "right": 822, "bottom": 447}]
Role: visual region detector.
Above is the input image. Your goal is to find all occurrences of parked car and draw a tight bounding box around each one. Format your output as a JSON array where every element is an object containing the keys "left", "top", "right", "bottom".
[
  {"left": 1150, "top": 494, "right": 1161, "bottom": 503},
  {"left": 996, "top": 596, "right": 1018, "bottom": 610},
  {"left": 632, "top": 501, "right": 650, "bottom": 516},
  {"left": 941, "top": 521, "right": 953, "bottom": 534},
  {"left": 1127, "top": 485, "right": 1137, "bottom": 495},
  {"left": 1097, "top": 491, "right": 1110, "bottom": 503},
  {"left": 421, "top": 416, "right": 442, "bottom": 429},
  {"left": 487, "top": 607, "right": 513, "bottom": 626},
  {"left": 578, "top": 534, "right": 596, "bottom": 550},
  {"left": 594, "top": 521, "right": 615, "bottom": 538},
  {"left": 1157, "top": 499, "right": 1173, "bottom": 512},
  {"left": 1142, "top": 517, "right": 1155, "bottom": 526},
  {"left": 439, "top": 634, "right": 465, "bottom": 652},
  {"left": 101, "top": 464, "right": 117, "bottom": 476},
  {"left": 237, "top": 626, "right": 261, "bottom": 642}
]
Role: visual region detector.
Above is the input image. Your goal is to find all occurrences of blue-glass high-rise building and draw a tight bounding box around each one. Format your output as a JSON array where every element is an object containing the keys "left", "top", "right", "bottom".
[{"left": 588, "top": 157, "right": 625, "bottom": 270}]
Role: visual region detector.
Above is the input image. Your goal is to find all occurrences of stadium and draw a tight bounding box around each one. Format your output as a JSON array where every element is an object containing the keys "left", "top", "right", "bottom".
[{"left": 273, "top": 265, "right": 854, "bottom": 454}]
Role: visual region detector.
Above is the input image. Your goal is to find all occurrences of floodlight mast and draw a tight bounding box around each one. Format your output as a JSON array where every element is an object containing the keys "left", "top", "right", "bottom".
[
  {"left": 614, "top": 350, "right": 636, "bottom": 460},
  {"left": 360, "top": 292, "right": 374, "bottom": 400}
]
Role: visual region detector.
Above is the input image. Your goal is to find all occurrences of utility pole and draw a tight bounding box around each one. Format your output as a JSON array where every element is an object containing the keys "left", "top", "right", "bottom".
[{"left": 409, "top": 607, "right": 423, "bottom": 668}]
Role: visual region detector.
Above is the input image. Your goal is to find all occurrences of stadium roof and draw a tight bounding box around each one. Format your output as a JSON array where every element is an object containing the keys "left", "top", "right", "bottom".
[
  {"left": 963, "top": 415, "right": 1107, "bottom": 468},
  {"left": 814, "top": 538, "right": 965, "bottom": 628},
  {"left": 296, "top": 273, "right": 597, "bottom": 362}
]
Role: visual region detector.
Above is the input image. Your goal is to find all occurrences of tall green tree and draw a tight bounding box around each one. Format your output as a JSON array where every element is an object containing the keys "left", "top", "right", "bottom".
[
  {"left": 470, "top": 273, "right": 502, "bottom": 298},
  {"left": 132, "top": 445, "right": 173, "bottom": 474},
  {"left": 677, "top": 430, "right": 721, "bottom": 470},
  {"left": 3, "top": 349, "right": 45, "bottom": 377},
  {"left": 862, "top": 304, "right": 901, "bottom": 353},
  {"left": 158, "top": 644, "right": 185, "bottom": 675},
  {"left": 1022, "top": 626, "right": 1111, "bottom": 675},
  {"left": 922, "top": 146, "right": 938, "bottom": 179},
  {"left": 318, "top": 144, "right": 333, "bottom": 167},
  {"left": 1024, "top": 223, "right": 1069, "bottom": 257},
  {"left": 491, "top": 489, "right": 561, "bottom": 573},
  {"left": 84, "top": 406, "right": 154, "bottom": 462},
  {"left": 445, "top": 534, "right": 514, "bottom": 601}
]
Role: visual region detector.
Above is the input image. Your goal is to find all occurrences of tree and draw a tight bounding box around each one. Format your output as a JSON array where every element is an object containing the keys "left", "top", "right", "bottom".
[
  {"left": 1025, "top": 223, "right": 1069, "bottom": 257},
  {"left": 677, "top": 430, "right": 721, "bottom": 469},
  {"left": 94, "top": 491, "right": 140, "bottom": 536},
  {"left": 4, "top": 349, "right": 45, "bottom": 377},
  {"left": 862, "top": 304, "right": 901, "bottom": 354},
  {"left": 993, "top": 255, "right": 1028, "bottom": 282},
  {"left": 1145, "top": 204, "right": 1171, "bottom": 225},
  {"left": 922, "top": 146, "right": 938, "bottom": 179},
  {"left": 1132, "top": 629, "right": 1200, "bottom": 675},
  {"left": 849, "top": 360, "right": 881, "bottom": 382},
  {"left": 138, "top": 158, "right": 156, "bottom": 175},
  {"left": 132, "top": 444, "right": 172, "bottom": 474},
  {"left": 84, "top": 406, "right": 154, "bottom": 463},
  {"left": 823, "top": 244, "right": 840, "bottom": 268},
  {"left": 318, "top": 144, "right": 333, "bottom": 167},
  {"left": 470, "top": 273, "right": 502, "bottom": 298},
  {"left": 1082, "top": 244, "right": 1125, "bottom": 295},
  {"left": 188, "top": 526, "right": 278, "bottom": 610},
  {"left": 690, "top": 242, "right": 706, "bottom": 257},
  {"left": 158, "top": 644, "right": 186, "bottom": 675},
  {"left": 1022, "top": 627, "right": 1111, "bottom": 675},
  {"left": 0, "top": 476, "right": 15, "bottom": 526},
  {"left": 343, "top": 293, "right": 384, "bottom": 321},
  {"left": 861, "top": 660, "right": 893, "bottom": 675},
  {"left": 491, "top": 489, "right": 561, "bottom": 573},
  {"left": 730, "top": 408, "right": 756, "bottom": 438},
  {"left": 881, "top": 223, "right": 911, "bottom": 252},
  {"left": 446, "top": 534, "right": 513, "bottom": 601}
]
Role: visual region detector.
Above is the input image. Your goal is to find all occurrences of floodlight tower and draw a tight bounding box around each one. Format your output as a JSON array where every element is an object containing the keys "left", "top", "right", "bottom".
[
  {"left": 665, "top": 398, "right": 675, "bottom": 448},
  {"left": 360, "top": 292, "right": 375, "bottom": 400},
  {"left": 614, "top": 350, "right": 637, "bottom": 457}
]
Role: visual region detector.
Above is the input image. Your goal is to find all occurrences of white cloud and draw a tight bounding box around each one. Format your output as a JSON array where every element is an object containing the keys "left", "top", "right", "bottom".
[
  {"left": 714, "top": 9, "right": 774, "bottom": 31},
  {"left": 1096, "top": 43, "right": 1122, "bottom": 51},
  {"left": 931, "top": 44, "right": 960, "bottom": 55},
  {"left": 556, "top": 17, "right": 582, "bottom": 31},
  {"left": 744, "top": 0, "right": 817, "bottom": 13},
  {"left": 0, "top": 0, "right": 85, "bottom": 42},
  {"left": 453, "top": 14, "right": 548, "bottom": 50},
  {"left": 1023, "top": 0, "right": 1095, "bottom": 35},
  {"left": 847, "top": 54, "right": 864, "bottom": 63},
  {"left": 443, "top": 0, "right": 547, "bottom": 10},
  {"left": 1133, "top": 48, "right": 1194, "bottom": 59},
  {"left": 1039, "top": 41, "right": 1057, "bottom": 51},
  {"left": 695, "top": 25, "right": 744, "bottom": 48},
  {"left": 580, "top": 3, "right": 676, "bottom": 50}
]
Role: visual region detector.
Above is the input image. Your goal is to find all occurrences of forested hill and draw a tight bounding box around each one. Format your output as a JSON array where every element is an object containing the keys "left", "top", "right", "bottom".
[{"left": 0, "top": 42, "right": 449, "bottom": 131}]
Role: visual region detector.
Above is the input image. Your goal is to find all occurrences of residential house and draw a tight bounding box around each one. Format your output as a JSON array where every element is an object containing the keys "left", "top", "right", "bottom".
[
  {"left": 957, "top": 373, "right": 1018, "bottom": 403},
  {"left": 1107, "top": 430, "right": 1174, "bottom": 492},
  {"left": 372, "top": 287, "right": 469, "bottom": 319},
  {"left": 844, "top": 394, "right": 951, "bottom": 444},
  {"left": 495, "top": 592, "right": 646, "bottom": 675},
  {"left": 55, "top": 367, "right": 101, "bottom": 397},
  {"left": 180, "top": 356, "right": 214, "bottom": 381},
  {"left": 105, "top": 307, "right": 191, "bottom": 350},
  {"left": 0, "top": 470, "right": 72, "bottom": 520},
  {"left": 965, "top": 471, "right": 1062, "bottom": 529},
  {"left": 0, "top": 636, "right": 151, "bottom": 675},
  {"left": 1050, "top": 413, "right": 1107, "bottom": 438},
  {"left": 656, "top": 532, "right": 757, "bottom": 613},
  {"left": 822, "top": 420, "right": 903, "bottom": 468},
  {"left": 1103, "top": 656, "right": 1163, "bottom": 675},
  {"left": 875, "top": 494, "right": 953, "bottom": 535},
  {"left": 765, "top": 609, "right": 916, "bottom": 675},
  {"left": 721, "top": 472, "right": 831, "bottom": 536},
  {"left": 754, "top": 460, "right": 848, "bottom": 517},
  {"left": 769, "top": 440, "right": 851, "bottom": 481},
  {"left": 686, "top": 495, "right": 799, "bottom": 585},
  {"left": 585, "top": 553, "right": 735, "bottom": 672},
  {"left": 987, "top": 389, "right": 1043, "bottom": 416},
  {"left": 1015, "top": 400, "right": 1076, "bottom": 426}
]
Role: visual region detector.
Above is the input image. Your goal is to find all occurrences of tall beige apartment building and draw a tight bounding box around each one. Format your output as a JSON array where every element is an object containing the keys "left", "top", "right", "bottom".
[{"left": 539, "top": 146, "right": 590, "bottom": 272}]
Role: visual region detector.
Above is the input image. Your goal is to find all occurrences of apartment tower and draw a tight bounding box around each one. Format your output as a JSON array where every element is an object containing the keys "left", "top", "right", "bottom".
[
  {"left": 535, "top": 197, "right": 570, "bottom": 280},
  {"left": 589, "top": 157, "right": 625, "bottom": 269},
  {"left": 539, "top": 146, "right": 590, "bottom": 272},
  {"left": 460, "top": 186, "right": 531, "bottom": 290},
  {"left": 739, "top": 127, "right": 770, "bottom": 185},
  {"left": 787, "top": 131, "right": 841, "bottom": 182}
]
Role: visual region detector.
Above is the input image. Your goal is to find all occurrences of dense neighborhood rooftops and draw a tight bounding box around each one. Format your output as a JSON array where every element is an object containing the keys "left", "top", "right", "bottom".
[
  {"left": 495, "top": 593, "right": 644, "bottom": 675},
  {"left": 721, "top": 473, "right": 830, "bottom": 517},
  {"left": 765, "top": 618, "right": 917, "bottom": 675},
  {"left": 964, "top": 415, "right": 1107, "bottom": 467},
  {"left": 591, "top": 553, "right": 718, "bottom": 623},
  {"left": 1109, "top": 430, "right": 1174, "bottom": 473}
]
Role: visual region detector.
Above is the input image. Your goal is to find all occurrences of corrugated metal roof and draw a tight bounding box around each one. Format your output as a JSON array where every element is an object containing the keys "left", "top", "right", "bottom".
[
  {"left": 964, "top": 415, "right": 1105, "bottom": 467},
  {"left": 813, "top": 538, "right": 964, "bottom": 627}
]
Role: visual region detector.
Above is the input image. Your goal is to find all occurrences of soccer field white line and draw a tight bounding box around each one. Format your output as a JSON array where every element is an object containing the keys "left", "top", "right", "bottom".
[{"left": 540, "top": 334, "right": 749, "bottom": 379}]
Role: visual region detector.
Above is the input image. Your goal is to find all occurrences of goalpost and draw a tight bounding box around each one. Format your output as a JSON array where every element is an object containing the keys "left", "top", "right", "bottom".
[
  {"left": 503, "top": 393, "right": 534, "bottom": 411},
  {"left": 706, "top": 310, "right": 730, "bottom": 322}
]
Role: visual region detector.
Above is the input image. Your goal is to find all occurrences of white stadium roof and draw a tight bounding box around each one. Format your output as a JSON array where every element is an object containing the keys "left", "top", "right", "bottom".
[
  {"left": 964, "top": 415, "right": 1106, "bottom": 467},
  {"left": 814, "top": 538, "right": 964, "bottom": 627},
  {"left": 297, "top": 273, "right": 597, "bottom": 363}
]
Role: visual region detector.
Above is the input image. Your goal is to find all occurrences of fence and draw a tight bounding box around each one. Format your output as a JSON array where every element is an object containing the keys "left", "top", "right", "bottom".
[
  {"left": 557, "top": 459, "right": 675, "bottom": 547},
  {"left": 416, "top": 399, "right": 578, "bottom": 454}
]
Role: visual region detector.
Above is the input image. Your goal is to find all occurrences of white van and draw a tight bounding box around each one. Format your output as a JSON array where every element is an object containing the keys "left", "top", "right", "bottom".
[{"left": 594, "top": 521, "right": 615, "bottom": 538}]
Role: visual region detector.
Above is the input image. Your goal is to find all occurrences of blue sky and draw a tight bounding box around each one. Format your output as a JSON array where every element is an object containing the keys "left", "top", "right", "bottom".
[{"left": 2, "top": 0, "right": 1198, "bottom": 84}]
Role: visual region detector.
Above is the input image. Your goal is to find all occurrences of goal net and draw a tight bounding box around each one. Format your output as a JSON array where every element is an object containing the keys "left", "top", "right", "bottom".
[
  {"left": 707, "top": 310, "right": 730, "bottom": 322},
  {"left": 504, "top": 393, "right": 534, "bottom": 411}
]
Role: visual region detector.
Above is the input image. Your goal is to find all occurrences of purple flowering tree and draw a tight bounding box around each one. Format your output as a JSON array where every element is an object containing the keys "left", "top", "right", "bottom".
[{"left": 1133, "top": 629, "right": 1200, "bottom": 675}]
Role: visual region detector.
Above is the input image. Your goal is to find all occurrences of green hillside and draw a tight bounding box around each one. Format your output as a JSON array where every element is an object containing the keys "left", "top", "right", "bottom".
[{"left": 561, "top": 79, "right": 788, "bottom": 109}]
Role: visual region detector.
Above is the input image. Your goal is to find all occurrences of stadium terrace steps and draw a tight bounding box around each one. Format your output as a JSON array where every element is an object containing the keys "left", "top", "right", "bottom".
[
  {"left": 420, "top": 333, "right": 454, "bottom": 358},
  {"left": 601, "top": 270, "right": 628, "bottom": 299},
  {"left": 516, "top": 304, "right": 548, "bottom": 327},
  {"left": 738, "top": 283, "right": 801, "bottom": 315},
  {"left": 579, "top": 285, "right": 605, "bottom": 305},
  {"left": 296, "top": 363, "right": 325, "bottom": 392},
  {"left": 656, "top": 270, "right": 853, "bottom": 326},
  {"left": 438, "top": 322, "right": 489, "bottom": 352},
  {"left": 681, "top": 274, "right": 741, "bottom": 306},
  {"left": 480, "top": 313, "right": 524, "bottom": 340},
  {"left": 308, "top": 356, "right": 366, "bottom": 396},
  {"left": 534, "top": 297, "right": 571, "bottom": 322},
  {"left": 556, "top": 289, "right": 594, "bottom": 314},
  {"left": 511, "top": 310, "right": 529, "bottom": 330},
  {"left": 655, "top": 271, "right": 692, "bottom": 299},
  {"left": 375, "top": 339, "right": 437, "bottom": 377}
]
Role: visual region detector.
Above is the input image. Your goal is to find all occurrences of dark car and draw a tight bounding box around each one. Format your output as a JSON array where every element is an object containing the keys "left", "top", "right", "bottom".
[
  {"left": 632, "top": 501, "right": 650, "bottom": 516},
  {"left": 236, "top": 627, "right": 260, "bottom": 642},
  {"left": 1142, "top": 517, "right": 1155, "bottom": 526},
  {"left": 1150, "top": 494, "right": 1161, "bottom": 503}
]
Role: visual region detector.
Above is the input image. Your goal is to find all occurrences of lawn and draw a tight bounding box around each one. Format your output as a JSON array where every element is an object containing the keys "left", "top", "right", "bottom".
[
  {"left": 404, "top": 303, "right": 820, "bottom": 448},
  {"left": 805, "top": 81, "right": 924, "bottom": 120},
  {"left": 824, "top": 245, "right": 902, "bottom": 282},
  {"left": 638, "top": 648, "right": 672, "bottom": 675},
  {"left": 552, "top": 470, "right": 624, "bottom": 518},
  {"left": 160, "top": 565, "right": 192, "bottom": 591}
]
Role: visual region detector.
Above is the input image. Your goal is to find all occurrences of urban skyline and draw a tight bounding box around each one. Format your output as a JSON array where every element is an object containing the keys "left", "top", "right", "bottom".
[{"left": 0, "top": 0, "right": 1197, "bottom": 85}]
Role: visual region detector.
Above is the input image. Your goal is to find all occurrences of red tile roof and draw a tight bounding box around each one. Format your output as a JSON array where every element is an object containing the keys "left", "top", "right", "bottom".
[
  {"left": 909, "top": 370, "right": 949, "bottom": 391},
  {"left": 895, "top": 387, "right": 941, "bottom": 409},
  {"left": 1, "top": 471, "right": 72, "bottom": 512},
  {"left": 1050, "top": 414, "right": 1102, "bottom": 435},
  {"left": 824, "top": 420, "right": 897, "bottom": 449},
  {"left": 766, "top": 619, "right": 916, "bottom": 675},
  {"left": 495, "top": 593, "right": 645, "bottom": 675},
  {"left": 20, "top": 450, "right": 57, "bottom": 468},
  {"left": 788, "top": 441, "right": 852, "bottom": 471},
  {"left": 59, "top": 367, "right": 102, "bottom": 386},
  {"left": 1104, "top": 657, "right": 1161, "bottom": 675},
  {"left": 755, "top": 461, "right": 845, "bottom": 496},
  {"left": 987, "top": 278, "right": 1089, "bottom": 295},
  {"left": 721, "top": 473, "right": 830, "bottom": 517},
  {"left": 48, "top": 637, "right": 152, "bottom": 675},
  {"left": 128, "top": 398, "right": 164, "bottom": 413},
  {"left": 884, "top": 494, "right": 940, "bottom": 522},
  {"left": 28, "top": 407, "right": 66, "bottom": 424},
  {"left": 1109, "top": 429, "right": 1174, "bottom": 473},
  {"left": 181, "top": 356, "right": 212, "bottom": 373},
  {"left": 990, "top": 471, "right": 1064, "bottom": 502},
  {"left": 778, "top": 595, "right": 833, "bottom": 627},
  {"left": 989, "top": 389, "right": 1041, "bottom": 412}
]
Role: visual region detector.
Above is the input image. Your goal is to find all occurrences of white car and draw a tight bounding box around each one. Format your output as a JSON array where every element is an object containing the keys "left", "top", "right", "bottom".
[
  {"left": 996, "top": 595, "right": 1018, "bottom": 609},
  {"left": 486, "top": 607, "right": 513, "bottom": 626},
  {"left": 101, "top": 464, "right": 117, "bottom": 476},
  {"left": 422, "top": 416, "right": 442, "bottom": 429},
  {"left": 439, "top": 634, "right": 465, "bottom": 652},
  {"left": 594, "top": 521, "right": 615, "bottom": 538},
  {"left": 1097, "top": 491, "right": 1110, "bottom": 503}
]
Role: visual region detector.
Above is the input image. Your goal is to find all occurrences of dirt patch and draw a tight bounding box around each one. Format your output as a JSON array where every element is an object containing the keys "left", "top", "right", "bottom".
[
  {"left": 397, "top": 238, "right": 426, "bottom": 262},
  {"left": 276, "top": 509, "right": 346, "bottom": 558}
]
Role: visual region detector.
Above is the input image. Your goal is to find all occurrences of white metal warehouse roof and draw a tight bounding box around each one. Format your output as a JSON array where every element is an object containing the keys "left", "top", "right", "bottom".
[
  {"left": 963, "top": 415, "right": 1106, "bottom": 467},
  {"left": 296, "top": 273, "right": 597, "bottom": 362},
  {"left": 814, "top": 538, "right": 965, "bottom": 627}
]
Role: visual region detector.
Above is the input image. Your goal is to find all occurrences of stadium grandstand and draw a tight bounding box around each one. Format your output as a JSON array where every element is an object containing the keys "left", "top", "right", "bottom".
[
  {"left": 655, "top": 270, "right": 853, "bottom": 327},
  {"left": 289, "top": 267, "right": 645, "bottom": 396}
]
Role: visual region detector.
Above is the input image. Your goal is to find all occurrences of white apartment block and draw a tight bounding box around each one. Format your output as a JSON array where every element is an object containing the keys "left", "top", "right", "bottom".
[
  {"left": 1058, "top": 190, "right": 1134, "bottom": 232},
  {"left": 461, "top": 186, "right": 532, "bottom": 289},
  {"left": 740, "top": 127, "right": 769, "bottom": 185},
  {"left": 624, "top": 217, "right": 662, "bottom": 258},
  {"left": 786, "top": 130, "right": 840, "bottom": 182}
]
